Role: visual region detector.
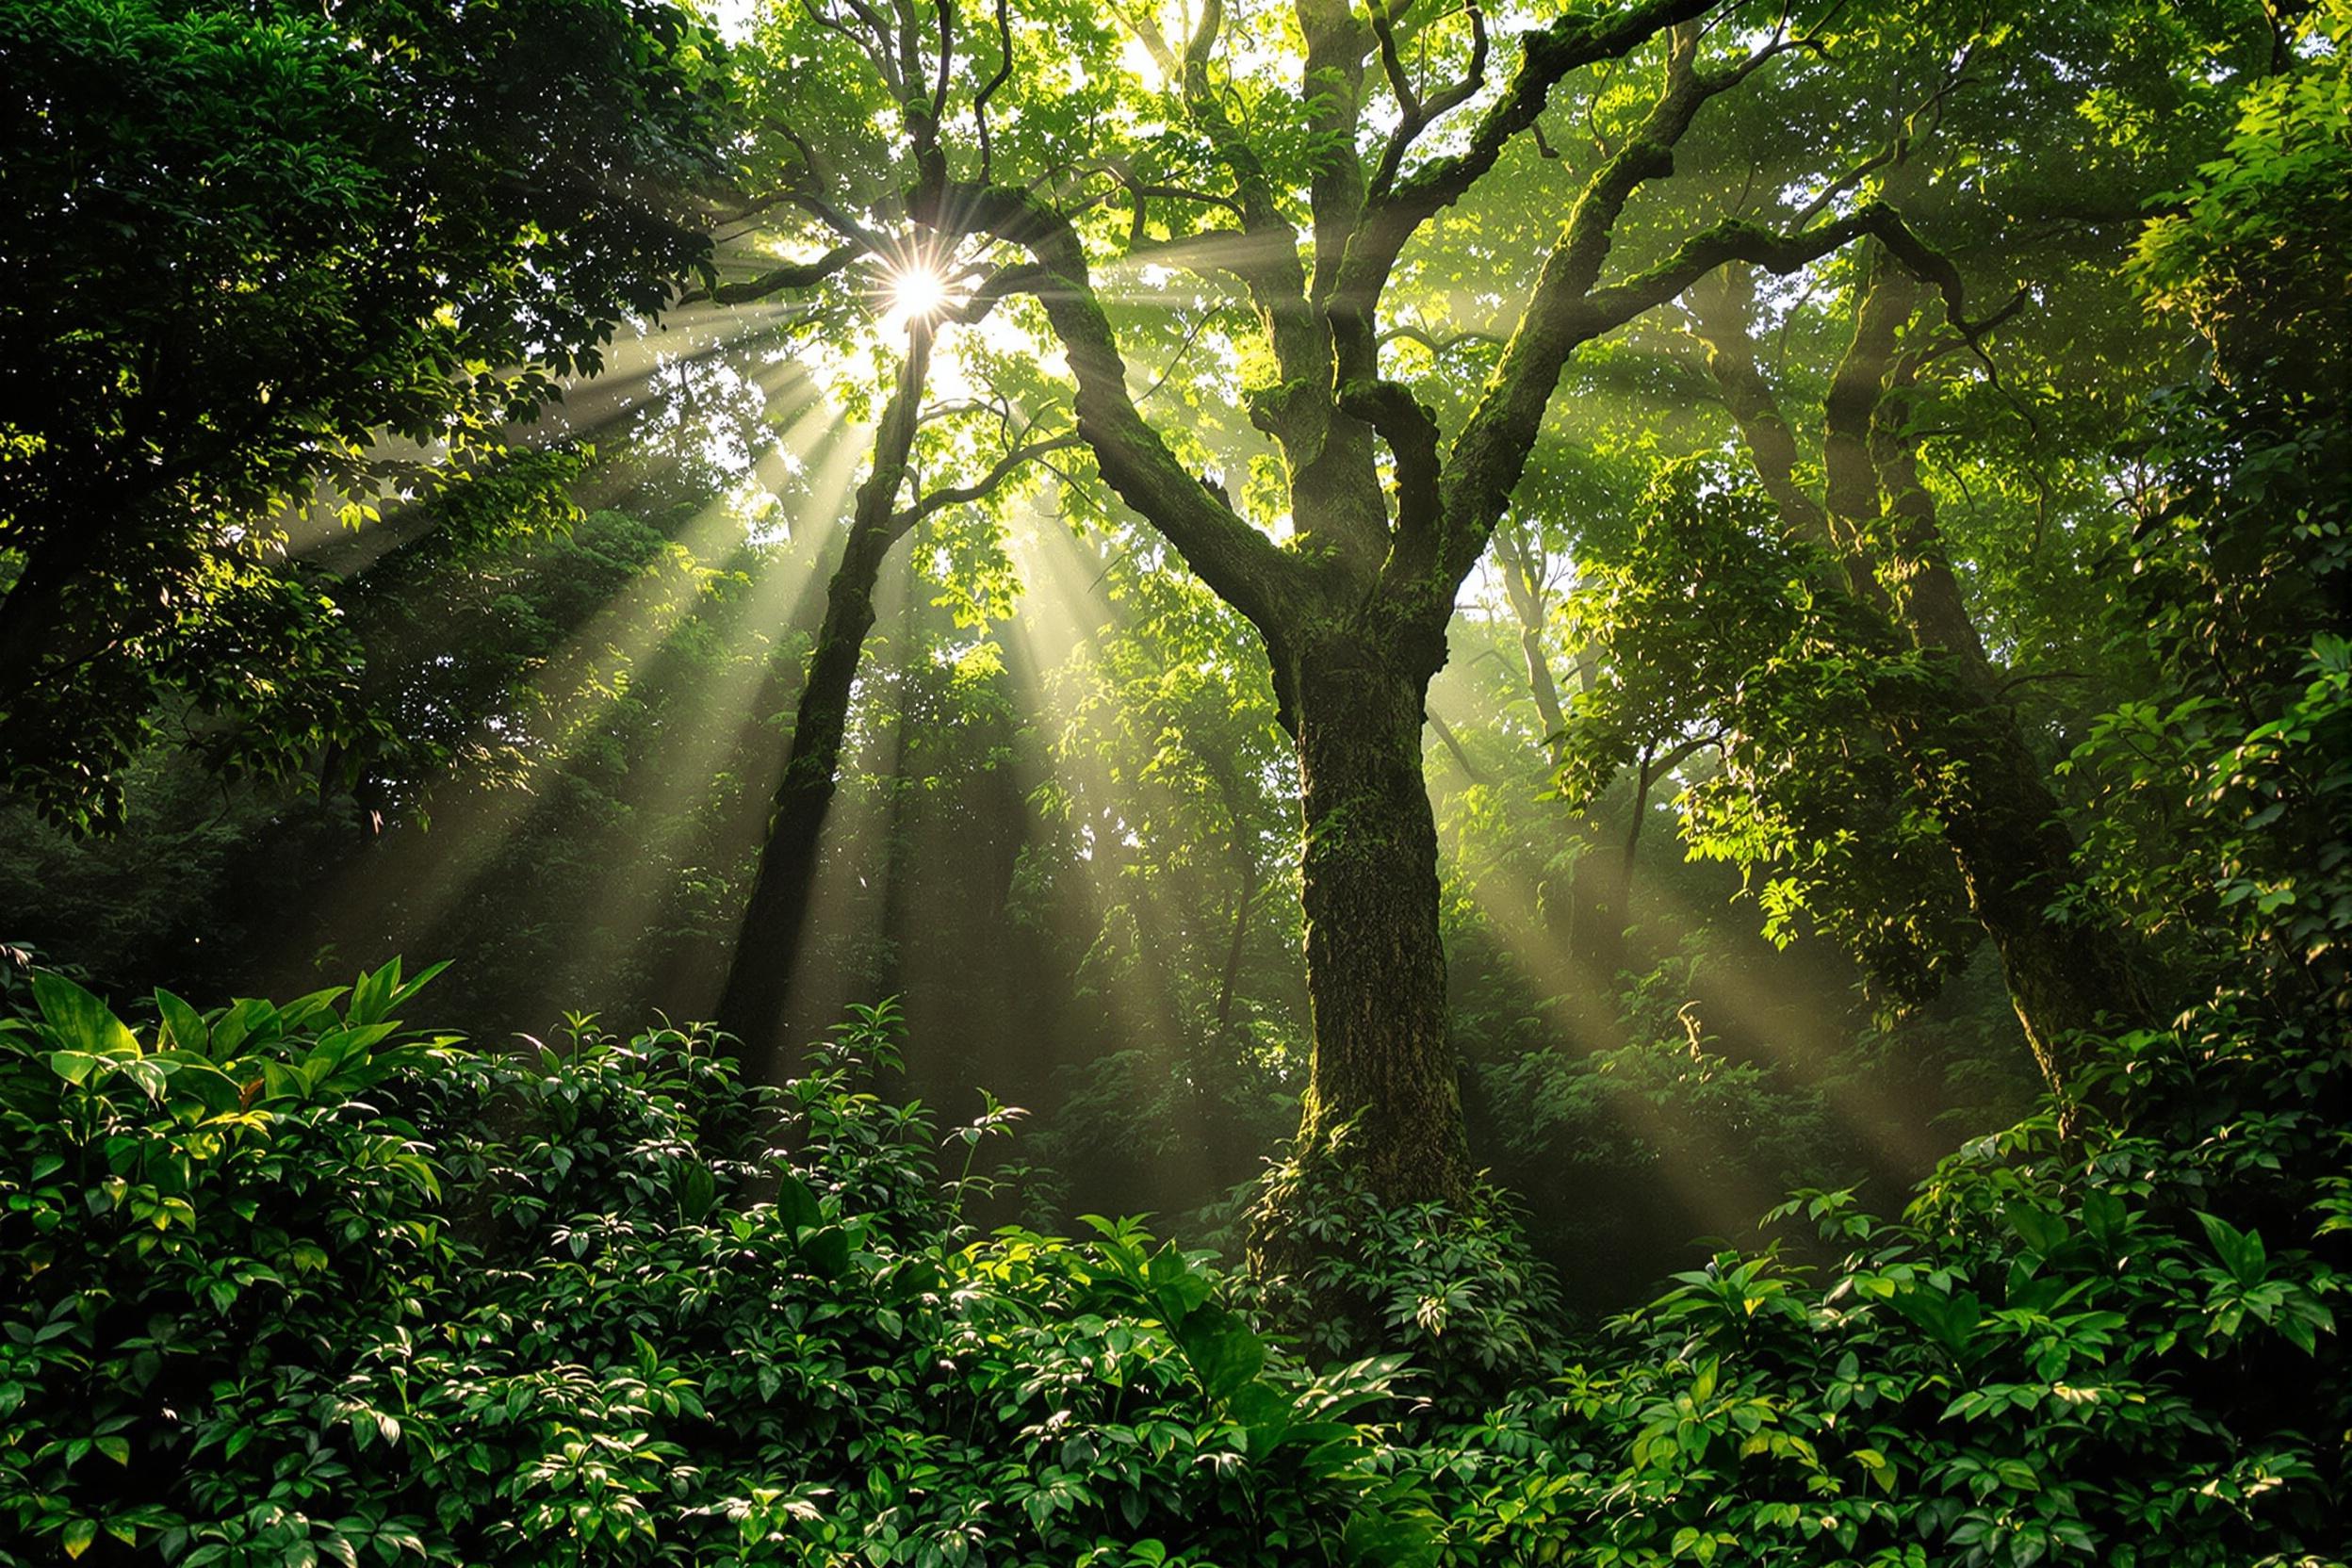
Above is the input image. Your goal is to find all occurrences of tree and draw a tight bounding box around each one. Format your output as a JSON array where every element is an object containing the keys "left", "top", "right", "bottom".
[
  {"left": 1511, "top": 0, "right": 2277, "bottom": 1118},
  {"left": 715, "top": 298, "right": 1076, "bottom": 1051},
  {"left": 726, "top": 0, "right": 2045, "bottom": 1223},
  {"left": 0, "top": 0, "right": 727, "bottom": 827}
]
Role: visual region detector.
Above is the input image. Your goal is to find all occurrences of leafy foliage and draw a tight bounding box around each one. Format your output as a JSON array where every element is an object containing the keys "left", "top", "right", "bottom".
[
  {"left": 1560, "top": 462, "right": 1976, "bottom": 1004},
  {"left": 0, "top": 969, "right": 1443, "bottom": 1566},
  {"left": 1415, "top": 1006, "right": 2350, "bottom": 1567},
  {"left": 8, "top": 959, "right": 2344, "bottom": 1565},
  {"left": 0, "top": 0, "right": 728, "bottom": 825}
]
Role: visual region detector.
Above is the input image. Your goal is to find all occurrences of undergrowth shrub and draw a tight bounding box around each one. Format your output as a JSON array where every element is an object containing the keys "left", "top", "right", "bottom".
[
  {"left": 4, "top": 961, "right": 2344, "bottom": 1567},
  {"left": 1415, "top": 1004, "right": 2351, "bottom": 1567},
  {"left": 1242, "top": 1123, "right": 1566, "bottom": 1411},
  {"left": 0, "top": 971, "right": 1439, "bottom": 1567}
]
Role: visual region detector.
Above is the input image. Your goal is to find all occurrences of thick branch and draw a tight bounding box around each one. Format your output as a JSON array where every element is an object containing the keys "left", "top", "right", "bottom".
[
  {"left": 911, "top": 180, "right": 1307, "bottom": 633},
  {"left": 1338, "top": 378, "right": 1442, "bottom": 584},
  {"left": 1331, "top": 0, "right": 1719, "bottom": 356},
  {"left": 1297, "top": 0, "right": 1374, "bottom": 326},
  {"left": 1440, "top": 199, "right": 1971, "bottom": 590},
  {"left": 1168, "top": 0, "right": 1323, "bottom": 402}
]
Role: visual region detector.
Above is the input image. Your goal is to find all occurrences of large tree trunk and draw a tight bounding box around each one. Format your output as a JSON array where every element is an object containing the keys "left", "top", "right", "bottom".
[
  {"left": 1285, "top": 632, "right": 1471, "bottom": 1207},
  {"left": 713, "top": 329, "right": 931, "bottom": 1054}
]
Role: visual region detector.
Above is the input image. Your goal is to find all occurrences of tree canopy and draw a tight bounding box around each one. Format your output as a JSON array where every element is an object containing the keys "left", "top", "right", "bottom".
[{"left": 0, "top": 0, "right": 728, "bottom": 827}]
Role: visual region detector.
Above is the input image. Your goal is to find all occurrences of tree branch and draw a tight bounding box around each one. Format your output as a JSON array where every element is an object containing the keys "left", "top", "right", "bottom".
[
  {"left": 1368, "top": 2, "right": 1489, "bottom": 201},
  {"left": 909, "top": 179, "right": 1308, "bottom": 634},
  {"left": 685, "top": 243, "right": 864, "bottom": 304},
  {"left": 893, "top": 432, "right": 1084, "bottom": 529},
  {"left": 1439, "top": 198, "right": 1977, "bottom": 590},
  {"left": 1338, "top": 378, "right": 1443, "bottom": 585}
]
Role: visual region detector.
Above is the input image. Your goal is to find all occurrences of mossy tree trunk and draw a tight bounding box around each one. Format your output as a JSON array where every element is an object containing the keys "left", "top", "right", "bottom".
[
  {"left": 909, "top": 14, "right": 1994, "bottom": 1225},
  {"left": 1289, "top": 628, "right": 1467, "bottom": 1206}
]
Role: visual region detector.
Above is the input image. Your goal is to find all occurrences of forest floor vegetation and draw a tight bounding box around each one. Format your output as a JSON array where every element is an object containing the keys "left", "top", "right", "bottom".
[{"left": 1, "top": 960, "right": 2344, "bottom": 1566}]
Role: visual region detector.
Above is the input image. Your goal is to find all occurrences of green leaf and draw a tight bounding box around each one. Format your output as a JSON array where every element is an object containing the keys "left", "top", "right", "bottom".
[
  {"left": 2006, "top": 1203, "right": 2070, "bottom": 1257},
  {"left": 676, "top": 1161, "right": 718, "bottom": 1222},
  {"left": 1226, "top": 1380, "right": 1295, "bottom": 1457},
  {"left": 1172, "top": 1304, "right": 1265, "bottom": 1400},
  {"left": 47, "top": 1051, "right": 109, "bottom": 1087},
  {"left": 35, "top": 974, "right": 139, "bottom": 1057},
  {"left": 798, "top": 1224, "right": 852, "bottom": 1280},
  {"left": 1887, "top": 1285, "right": 1982, "bottom": 1355},
  {"left": 2081, "top": 1189, "right": 2127, "bottom": 1244},
  {"left": 2196, "top": 1212, "right": 2269, "bottom": 1288},
  {"left": 154, "top": 989, "right": 209, "bottom": 1054},
  {"left": 1146, "top": 1244, "right": 1213, "bottom": 1325},
  {"left": 776, "top": 1170, "right": 823, "bottom": 1233}
]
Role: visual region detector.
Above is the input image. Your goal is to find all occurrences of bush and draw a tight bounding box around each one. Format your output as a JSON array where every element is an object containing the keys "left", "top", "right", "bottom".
[
  {"left": 5, "top": 962, "right": 2344, "bottom": 1567},
  {"left": 1417, "top": 1012, "right": 2350, "bottom": 1567},
  {"left": 0, "top": 969, "right": 1441, "bottom": 1566}
]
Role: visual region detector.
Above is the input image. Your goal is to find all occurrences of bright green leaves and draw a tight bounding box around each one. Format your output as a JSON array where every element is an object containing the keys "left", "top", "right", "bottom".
[
  {"left": 1068, "top": 1213, "right": 1434, "bottom": 1560},
  {"left": 30, "top": 973, "right": 139, "bottom": 1061},
  {"left": 3, "top": 967, "right": 1461, "bottom": 1565},
  {"left": 1, "top": 957, "right": 446, "bottom": 1140},
  {"left": 1517, "top": 1023, "right": 2349, "bottom": 1568},
  {"left": 346, "top": 955, "right": 449, "bottom": 1028},
  {"left": 2132, "top": 0, "right": 2352, "bottom": 379},
  {"left": 1557, "top": 457, "right": 1973, "bottom": 1003}
]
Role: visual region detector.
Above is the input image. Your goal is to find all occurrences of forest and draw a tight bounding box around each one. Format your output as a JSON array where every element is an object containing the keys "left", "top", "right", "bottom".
[{"left": 0, "top": 0, "right": 2345, "bottom": 1560}]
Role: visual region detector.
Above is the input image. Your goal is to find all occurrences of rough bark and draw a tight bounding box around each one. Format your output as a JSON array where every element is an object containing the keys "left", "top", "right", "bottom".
[
  {"left": 714, "top": 327, "right": 932, "bottom": 1053},
  {"left": 1287, "top": 629, "right": 1469, "bottom": 1207}
]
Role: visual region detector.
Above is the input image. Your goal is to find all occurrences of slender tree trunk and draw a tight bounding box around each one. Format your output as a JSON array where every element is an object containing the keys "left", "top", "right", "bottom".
[
  {"left": 1211, "top": 821, "right": 1260, "bottom": 1049},
  {"left": 1186, "top": 808, "right": 1263, "bottom": 1186},
  {"left": 1285, "top": 631, "right": 1470, "bottom": 1207},
  {"left": 1492, "top": 519, "right": 1569, "bottom": 753},
  {"left": 714, "top": 327, "right": 931, "bottom": 1052},
  {"left": 1493, "top": 518, "right": 1623, "bottom": 997},
  {"left": 1692, "top": 258, "right": 2146, "bottom": 1116}
]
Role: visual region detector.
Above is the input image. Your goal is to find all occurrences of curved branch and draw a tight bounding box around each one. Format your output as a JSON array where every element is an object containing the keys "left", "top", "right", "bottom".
[
  {"left": 909, "top": 180, "right": 1307, "bottom": 633},
  {"left": 973, "top": 0, "right": 1014, "bottom": 179},
  {"left": 1333, "top": 0, "right": 1718, "bottom": 390},
  {"left": 688, "top": 243, "right": 864, "bottom": 305},
  {"left": 1438, "top": 199, "right": 1979, "bottom": 588},
  {"left": 1377, "top": 322, "right": 1508, "bottom": 356},
  {"left": 1369, "top": 2, "right": 1489, "bottom": 200},
  {"left": 894, "top": 432, "right": 1084, "bottom": 529}
]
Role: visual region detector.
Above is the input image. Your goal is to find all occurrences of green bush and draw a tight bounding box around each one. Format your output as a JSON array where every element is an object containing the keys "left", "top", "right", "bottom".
[
  {"left": 1418, "top": 1012, "right": 2350, "bottom": 1567},
  {"left": 0, "top": 970, "right": 1439, "bottom": 1566},
  {"left": 5, "top": 962, "right": 2344, "bottom": 1567}
]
